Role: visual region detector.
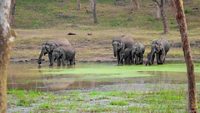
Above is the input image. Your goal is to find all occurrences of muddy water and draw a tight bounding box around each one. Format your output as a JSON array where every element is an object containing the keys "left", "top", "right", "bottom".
[{"left": 8, "top": 63, "right": 200, "bottom": 91}]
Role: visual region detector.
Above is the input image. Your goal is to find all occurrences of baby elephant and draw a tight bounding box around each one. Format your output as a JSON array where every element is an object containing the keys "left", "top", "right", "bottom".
[
  {"left": 52, "top": 46, "right": 75, "bottom": 66},
  {"left": 131, "top": 42, "right": 145, "bottom": 65}
]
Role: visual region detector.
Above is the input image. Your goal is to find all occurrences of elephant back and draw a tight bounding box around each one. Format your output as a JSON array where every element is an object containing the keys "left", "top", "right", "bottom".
[
  {"left": 112, "top": 36, "right": 135, "bottom": 49},
  {"left": 62, "top": 46, "right": 75, "bottom": 55},
  {"left": 162, "top": 39, "right": 170, "bottom": 53},
  {"left": 53, "top": 39, "right": 72, "bottom": 47},
  {"left": 136, "top": 42, "right": 145, "bottom": 54},
  {"left": 121, "top": 37, "right": 135, "bottom": 49}
]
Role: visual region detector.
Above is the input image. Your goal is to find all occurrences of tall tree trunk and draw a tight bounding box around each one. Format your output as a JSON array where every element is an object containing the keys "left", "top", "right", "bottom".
[
  {"left": 133, "top": 0, "right": 140, "bottom": 10},
  {"left": 160, "top": 0, "right": 169, "bottom": 34},
  {"left": 155, "top": 3, "right": 161, "bottom": 19},
  {"left": 76, "top": 0, "right": 81, "bottom": 10},
  {"left": 10, "top": 0, "right": 16, "bottom": 26},
  {"left": 90, "top": 0, "right": 94, "bottom": 11},
  {"left": 174, "top": 0, "right": 197, "bottom": 113},
  {"left": 130, "top": 0, "right": 140, "bottom": 10},
  {"left": 170, "top": 0, "right": 176, "bottom": 16},
  {"left": 0, "top": 0, "right": 12, "bottom": 112},
  {"left": 91, "top": 0, "right": 98, "bottom": 24},
  {"left": 153, "top": 0, "right": 169, "bottom": 34}
]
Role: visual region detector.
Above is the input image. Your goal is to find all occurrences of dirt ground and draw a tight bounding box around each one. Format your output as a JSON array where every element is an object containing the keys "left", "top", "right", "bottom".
[{"left": 11, "top": 28, "right": 200, "bottom": 63}]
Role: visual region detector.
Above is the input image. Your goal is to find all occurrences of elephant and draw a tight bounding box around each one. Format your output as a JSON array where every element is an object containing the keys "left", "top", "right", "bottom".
[
  {"left": 131, "top": 42, "right": 145, "bottom": 65},
  {"left": 52, "top": 46, "right": 76, "bottom": 66},
  {"left": 145, "top": 52, "right": 154, "bottom": 66},
  {"left": 38, "top": 39, "right": 71, "bottom": 66},
  {"left": 112, "top": 35, "right": 135, "bottom": 65},
  {"left": 119, "top": 48, "right": 132, "bottom": 65},
  {"left": 146, "top": 38, "right": 170, "bottom": 65}
]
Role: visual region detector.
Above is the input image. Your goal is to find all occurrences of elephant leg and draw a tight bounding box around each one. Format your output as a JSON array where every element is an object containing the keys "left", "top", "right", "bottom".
[
  {"left": 160, "top": 54, "right": 165, "bottom": 64},
  {"left": 157, "top": 53, "right": 163, "bottom": 65},
  {"left": 61, "top": 58, "right": 66, "bottom": 66},
  {"left": 117, "top": 53, "right": 121, "bottom": 65},
  {"left": 156, "top": 53, "right": 160, "bottom": 64},
  {"left": 135, "top": 56, "right": 138, "bottom": 64},
  {"left": 131, "top": 56, "right": 135, "bottom": 64},
  {"left": 57, "top": 58, "right": 61, "bottom": 66},
  {"left": 61, "top": 55, "right": 66, "bottom": 66},
  {"left": 119, "top": 52, "right": 124, "bottom": 65},
  {"left": 48, "top": 53, "right": 53, "bottom": 66},
  {"left": 139, "top": 54, "right": 143, "bottom": 64},
  {"left": 150, "top": 53, "right": 154, "bottom": 65},
  {"left": 72, "top": 57, "right": 75, "bottom": 65}
]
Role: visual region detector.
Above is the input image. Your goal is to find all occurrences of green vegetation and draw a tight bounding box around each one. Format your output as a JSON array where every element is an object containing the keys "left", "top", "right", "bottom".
[
  {"left": 41, "top": 63, "right": 200, "bottom": 81},
  {"left": 8, "top": 0, "right": 200, "bottom": 112},
  {"left": 8, "top": 89, "right": 42, "bottom": 107},
  {"left": 13, "top": 0, "right": 200, "bottom": 60},
  {"left": 15, "top": 0, "right": 200, "bottom": 29},
  {"left": 8, "top": 87, "right": 200, "bottom": 112}
]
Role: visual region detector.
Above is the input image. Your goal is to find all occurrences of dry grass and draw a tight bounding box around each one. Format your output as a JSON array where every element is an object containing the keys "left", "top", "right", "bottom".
[{"left": 12, "top": 27, "right": 200, "bottom": 61}]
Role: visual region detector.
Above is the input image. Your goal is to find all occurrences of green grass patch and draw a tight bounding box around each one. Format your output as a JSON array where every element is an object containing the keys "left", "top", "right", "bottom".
[
  {"left": 110, "top": 100, "right": 129, "bottom": 106},
  {"left": 41, "top": 63, "right": 200, "bottom": 81},
  {"left": 8, "top": 89, "right": 42, "bottom": 107},
  {"left": 8, "top": 88, "right": 200, "bottom": 112}
]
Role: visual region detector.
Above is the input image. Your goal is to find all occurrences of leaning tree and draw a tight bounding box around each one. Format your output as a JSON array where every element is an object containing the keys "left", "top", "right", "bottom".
[
  {"left": 0, "top": 0, "right": 15, "bottom": 112},
  {"left": 174, "top": 0, "right": 197, "bottom": 112}
]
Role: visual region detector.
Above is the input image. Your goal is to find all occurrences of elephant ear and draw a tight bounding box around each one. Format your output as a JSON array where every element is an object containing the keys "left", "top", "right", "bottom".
[
  {"left": 120, "top": 42, "right": 125, "bottom": 50},
  {"left": 58, "top": 48, "right": 64, "bottom": 58}
]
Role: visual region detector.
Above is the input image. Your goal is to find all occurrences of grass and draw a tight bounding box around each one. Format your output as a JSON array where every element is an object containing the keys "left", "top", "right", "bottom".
[
  {"left": 11, "top": 0, "right": 200, "bottom": 61},
  {"left": 8, "top": 87, "right": 200, "bottom": 112},
  {"left": 15, "top": 0, "right": 200, "bottom": 29},
  {"left": 8, "top": 89, "right": 42, "bottom": 107},
  {"left": 40, "top": 63, "right": 200, "bottom": 81}
]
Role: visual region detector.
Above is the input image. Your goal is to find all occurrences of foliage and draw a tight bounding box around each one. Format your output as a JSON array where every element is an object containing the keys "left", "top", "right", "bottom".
[
  {"left": 8, "top": 87, "right": 200, "bottom": 112},
  {"left": 15, "top": 0, "right": 200, "bottom": 29}
]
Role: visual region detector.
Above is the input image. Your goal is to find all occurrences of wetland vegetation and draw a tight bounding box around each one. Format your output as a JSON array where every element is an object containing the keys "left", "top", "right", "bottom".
[{"left": 8, "top": 63, "right": 200, "bottom": 112}]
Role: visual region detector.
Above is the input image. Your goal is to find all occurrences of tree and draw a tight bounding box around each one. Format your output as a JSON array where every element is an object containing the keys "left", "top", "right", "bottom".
[
  {"left": 76, "top": 0, "right": 81, "bottom": 10},
  {"left": 155, "top": 2, "right": 161, "bottom": 19},
  {"left": 90, "top": 0, "right": 98, "bottom": 24},
  {"left": 0, "top": 0, "right": 13, "bottom": 112},
  {"left": 174, "top": 0, "right": 197, "bottom": 112},
  {"left": 153, "top": 0, "right": 169, "bottom": 34},
  {"left": 10, "top": 0, "right": 16, "bottom": 26},
  {"left": 130, "top": 0, "right": 140, "bottom": 10}
]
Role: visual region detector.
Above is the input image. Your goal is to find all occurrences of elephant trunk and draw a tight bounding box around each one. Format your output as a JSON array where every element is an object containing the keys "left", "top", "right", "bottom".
[
  {"left": 38, "top": 49, "right": 44, "bottom": 64},
  {"left": 113, "top": 47, "right": 117, "bottom": 57}
]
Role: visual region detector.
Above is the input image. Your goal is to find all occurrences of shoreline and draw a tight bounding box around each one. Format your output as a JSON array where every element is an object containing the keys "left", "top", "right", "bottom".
[{"left": 9, "top": 57, "right": 200, "bottom": 64}]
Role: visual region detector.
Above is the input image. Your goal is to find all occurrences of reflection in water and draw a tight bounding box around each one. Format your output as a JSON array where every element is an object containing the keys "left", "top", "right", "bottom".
[{"left": 8, "top": 63, "right": 200, "bottom": 92}]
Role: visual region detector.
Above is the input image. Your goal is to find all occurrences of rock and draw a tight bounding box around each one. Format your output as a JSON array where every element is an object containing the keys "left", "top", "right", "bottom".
[{"left": 67, "top": 32, "right": 76, "bottom": 35}]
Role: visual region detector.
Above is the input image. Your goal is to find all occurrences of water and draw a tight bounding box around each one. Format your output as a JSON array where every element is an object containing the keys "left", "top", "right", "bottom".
[{"left": 8, "top": 62, "right": 200, "bottom": 91}]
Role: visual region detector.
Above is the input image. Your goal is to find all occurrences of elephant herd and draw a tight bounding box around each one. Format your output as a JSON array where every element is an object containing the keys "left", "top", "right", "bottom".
[
  {"left": 38, "top": 36, "right": 170, "bottom": 67},
  {"left": 112, "top": 35, "right": 170, "bottom": 65},
  {"left": 38, "top": 39, "right": 75, "bottom": 66}
]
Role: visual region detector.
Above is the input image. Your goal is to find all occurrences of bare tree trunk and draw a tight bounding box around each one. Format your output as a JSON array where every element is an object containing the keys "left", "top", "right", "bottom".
[
  {"left": 10, "top": 0, "right": 16, "bottom": 26},
  {"left": 169, "top": 0, "right": 176, "bottom": 16},
  {"left": 174, "top": 0, "right": 197, "bottom": 113},
  {"left": 0, "top": 0, "right": 12, "bottom": 112},
  {"left": 76, "top": 0, "right": 81, "bottom": 10},
  {"left": 160, "top": 0, "right": 169, "bottom": 34},
  {"left": 153, "top": 0, "right": 169, "bottom": 34},
  {"left": 130, "top": 0, "right": 140, "bottom": 10},
  {"left": 133, "top": 0, "right": 140, "bottom": 10},
  {"left": 90, "top": 0, "right": 94, "bottom": 11},
  {"left": 155, "top": 3, "right": 161, "bottom": 19},
  {"left": 91, "top": 0, "right": 98, "bottom": 24}
]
